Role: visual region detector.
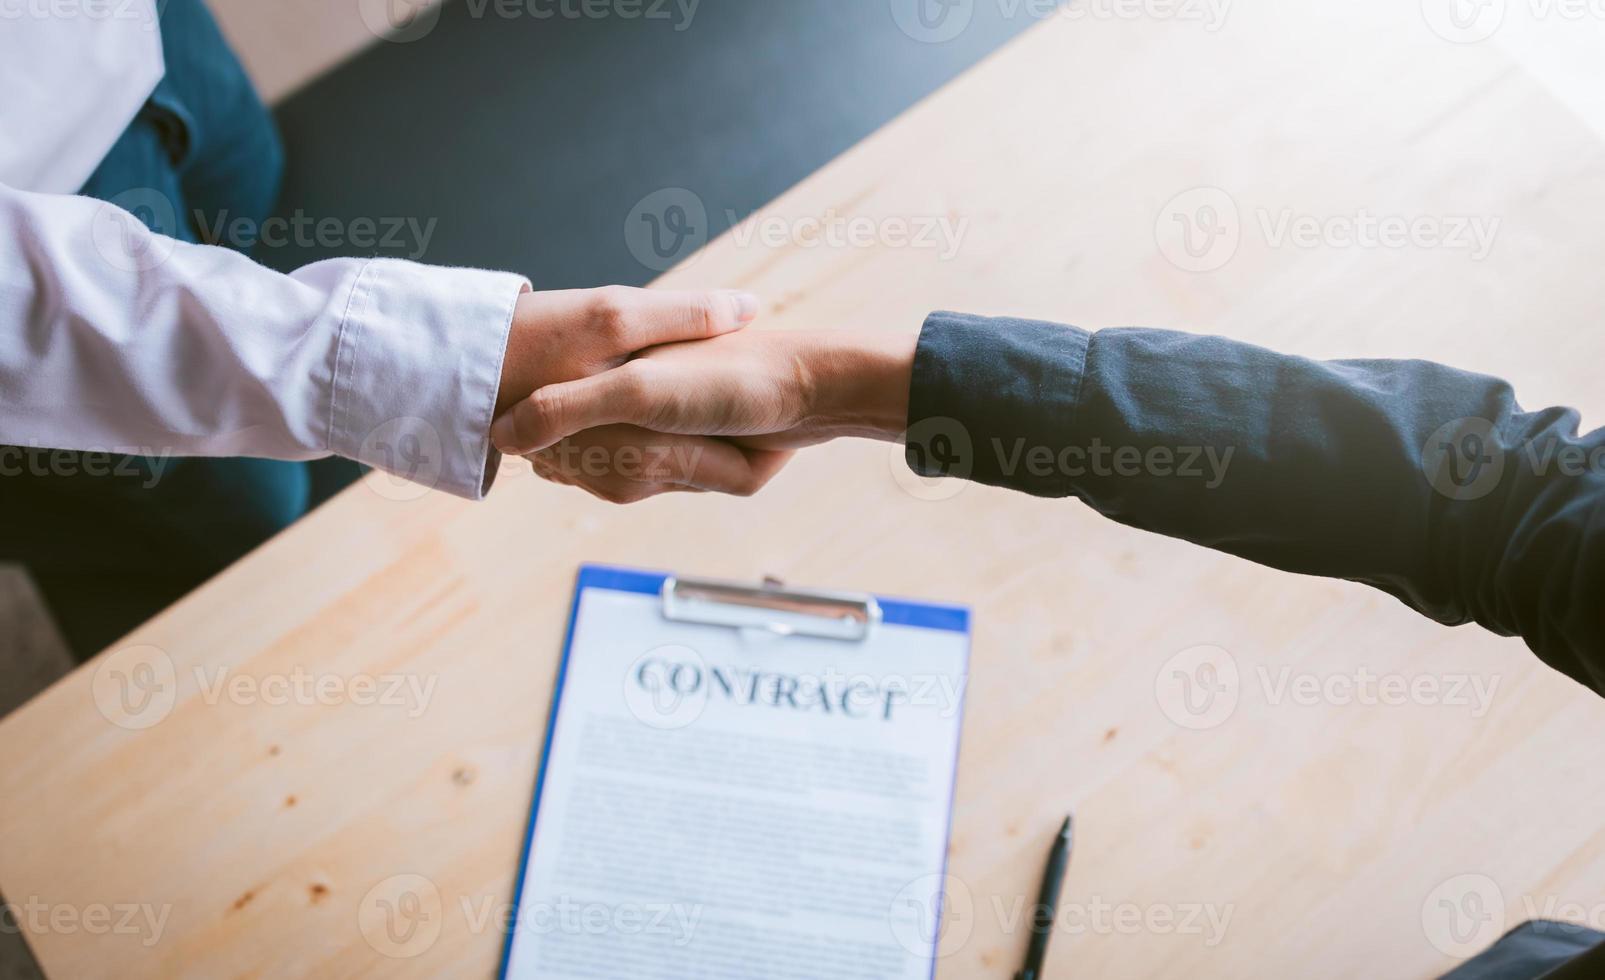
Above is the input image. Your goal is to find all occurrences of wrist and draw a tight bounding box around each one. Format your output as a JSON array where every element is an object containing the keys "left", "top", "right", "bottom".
[
  {"left": 801, "top": 331, "right": 918, "bottom": 441},
  {"left": 496, "top": 289, "right": 539, "bottom": 418}
]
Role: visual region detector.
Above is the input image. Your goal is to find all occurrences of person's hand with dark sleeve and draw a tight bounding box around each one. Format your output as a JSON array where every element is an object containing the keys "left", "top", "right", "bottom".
[{"left": 492, "top": 313, "right": 1605, "bottom": 695}]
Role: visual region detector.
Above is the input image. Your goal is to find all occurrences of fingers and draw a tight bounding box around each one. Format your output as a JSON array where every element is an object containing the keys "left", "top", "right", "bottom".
[
  {"left": 492, "top": 368, "right": 648, "bottom": 456},
  {"left": 494, "top": 285, "right": 757, "bottom": 453},
  {"left": 524, "top": 426, "right": 792, "bottom": 504},
  {"left": 588, "top": 285, "right": 759, "bottom": 350}
]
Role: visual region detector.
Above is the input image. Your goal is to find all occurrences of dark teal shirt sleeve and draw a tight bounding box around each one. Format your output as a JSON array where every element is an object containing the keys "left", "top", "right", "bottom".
[{"left": 905, "top": 311, "right": 1605, "bottom": 695}]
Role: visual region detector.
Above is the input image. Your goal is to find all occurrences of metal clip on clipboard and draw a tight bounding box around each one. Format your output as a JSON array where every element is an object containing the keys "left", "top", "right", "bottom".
[{"left": 661, "top": 575, "right": 882, "bottom": 642}]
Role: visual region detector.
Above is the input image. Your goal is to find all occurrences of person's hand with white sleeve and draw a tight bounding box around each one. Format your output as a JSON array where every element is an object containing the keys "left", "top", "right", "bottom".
[{"left": 0, "top": 180, "right": 784, "bottom": 500}]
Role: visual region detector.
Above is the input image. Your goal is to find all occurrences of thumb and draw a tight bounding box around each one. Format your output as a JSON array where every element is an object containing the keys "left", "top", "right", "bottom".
[
  {"left": 613, "top": 288, "right": 760, "bottom": 349},
  {"left": 491, "top": 367, "right": 645, "bottom": 456}
]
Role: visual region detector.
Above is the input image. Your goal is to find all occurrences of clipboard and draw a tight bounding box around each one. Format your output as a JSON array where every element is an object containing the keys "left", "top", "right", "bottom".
[{"left": 498, "top": 564, "right": 972, "bottom": 980}]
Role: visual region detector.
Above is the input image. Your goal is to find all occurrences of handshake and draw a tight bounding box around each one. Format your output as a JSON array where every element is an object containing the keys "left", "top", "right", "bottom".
[{"left": 490, "top": 285, "right": 918, "bottom": 503}]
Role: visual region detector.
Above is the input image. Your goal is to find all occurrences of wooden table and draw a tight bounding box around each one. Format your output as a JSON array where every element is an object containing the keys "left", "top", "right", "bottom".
[{"left": 6, "top": 3, "right": 1605, "bottom": 977}]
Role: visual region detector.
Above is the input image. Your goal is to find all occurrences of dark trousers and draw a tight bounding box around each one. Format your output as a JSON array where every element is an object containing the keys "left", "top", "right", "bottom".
[{"left": 0, "top": 0, "right": 359, "bottom": 659}]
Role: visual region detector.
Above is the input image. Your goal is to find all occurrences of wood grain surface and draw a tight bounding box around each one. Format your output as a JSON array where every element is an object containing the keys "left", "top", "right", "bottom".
[{"left": 4, "top": 3, "right": 1605, "bottom": 978}]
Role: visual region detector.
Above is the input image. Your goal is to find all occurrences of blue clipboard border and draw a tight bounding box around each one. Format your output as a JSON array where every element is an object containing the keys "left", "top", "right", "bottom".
[{"left": 496, "top": 563, "right": 971, "bottom": 979}]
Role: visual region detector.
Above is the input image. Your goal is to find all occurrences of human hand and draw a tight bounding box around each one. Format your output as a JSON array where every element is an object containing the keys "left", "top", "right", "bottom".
[
  {"left": 494, "top": 287, "right": 803, "bottom": 503},
  {"left": 491, "top": 329, "right": 918, "bottom": 470},
  {"left": 520, "top": 423, "right": 796, "bottom": 504},
  {"left": 494, "top": 285, "right": 758, "bottom": 416}
]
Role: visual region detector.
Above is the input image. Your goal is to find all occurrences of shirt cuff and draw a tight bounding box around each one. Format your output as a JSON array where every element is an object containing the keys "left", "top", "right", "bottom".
[
  {"left": 905, "top": 311, "right": 1091, "bottom": 497},
  {"left": 327, "top": 258, "right": 529, "bottom": 501}
]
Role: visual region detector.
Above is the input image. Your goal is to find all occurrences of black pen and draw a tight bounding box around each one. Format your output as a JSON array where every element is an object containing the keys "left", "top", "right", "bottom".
[{"left": 1015, "top": 814, "right": 1074, "bottom": 980}]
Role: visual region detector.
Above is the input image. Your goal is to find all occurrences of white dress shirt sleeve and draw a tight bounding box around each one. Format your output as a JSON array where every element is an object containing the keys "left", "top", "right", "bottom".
[{"left": 0, "top": 181, "right": 529, "bottom": 500}]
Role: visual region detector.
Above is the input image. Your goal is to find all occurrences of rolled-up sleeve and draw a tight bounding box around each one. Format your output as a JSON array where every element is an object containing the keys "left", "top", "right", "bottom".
[{"left": 0, "top": 181, "right": 527, "bottom": 500}]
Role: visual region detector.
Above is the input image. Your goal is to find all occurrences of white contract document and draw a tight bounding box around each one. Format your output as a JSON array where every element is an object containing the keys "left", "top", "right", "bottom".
[{"left": 500, "top": 565, "right": 972, "bottom": 980}]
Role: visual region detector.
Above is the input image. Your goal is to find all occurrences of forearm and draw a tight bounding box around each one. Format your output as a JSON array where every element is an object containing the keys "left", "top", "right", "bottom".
[
  {"left": 898, "top": 312, "right": 1605, "bottom": 692},
  {"left": 802, "top": 331, "right": 918, "bottom": 442},
  {"left": 493, "top": 303, "right": 1605, "bottom": 690},
  {"left": 1, "top": 182, "right": 526, "bottom": 499}
]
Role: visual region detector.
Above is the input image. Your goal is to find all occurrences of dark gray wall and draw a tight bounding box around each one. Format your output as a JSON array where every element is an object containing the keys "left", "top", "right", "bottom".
[{"left": 267, "top": 0, "right": 1041, "bottom": 287}]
